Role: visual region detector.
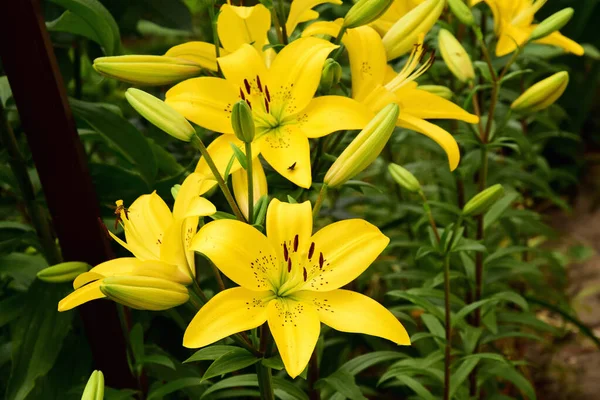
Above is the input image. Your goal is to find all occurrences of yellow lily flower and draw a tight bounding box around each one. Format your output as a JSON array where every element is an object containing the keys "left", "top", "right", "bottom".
[
  {"left": 473, "top": 0, "right": 584, "bottom": 57},
  {"left": 58, "top": 174, "right": 216, "bottom": 311},
  {"left": 303, "top": 22, "right": 479, "bottom": 170},
  {"left": 185, "top": 199, "right": 410, "bottom": 378},
  {"left": 370, "top": 0, "right": 425, "bottom": 35},
  {"left": 165, "top": 37, "right": 372, "bottom": 188}
]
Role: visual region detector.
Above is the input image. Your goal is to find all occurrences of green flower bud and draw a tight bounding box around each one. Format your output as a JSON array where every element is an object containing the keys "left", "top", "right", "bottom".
[
  {"left": 438, "top": 29, "right": 475, "bottom": 83},
  {"left": 448, "top": 0, "right": 475, "bottom": 26},
  {"left": 530, "top": 8, "right": 574, "bottom": 41},
  {"left": 511, "top": 71, "right": 569, "bottom": 113},
  {"left": 388, "top": 163, "right": 421, "bottom": 193},
  {"left": 81, "top": 370, "right": 104, "bottom": 400},
  {"left": 93, "top": 55, "right": 202, "bottom": 86},
  {"left": 463, "top": 184, "right": 505, "bottom": 216},
  {"left": 343, "top": 0, "right": 395, "bottom": 29},
  {"left": 418, "top": 85, "right": 454, "bottom": 100},
  {"left": 100, "top": 276, "right": 189, "bottom": 311},
  {"left": 324, "top": 103, "right": 399, "bottom": 188},
  {"left": 37, "top": 261, "right": 90, "bottom": 283},
  {"left": 231, "top": 100, "right": 255, "bottom": 143},
  {"left": 125, "top": 88, "right": 196, "bottom": 142},
  {"left": 320, "top": 59, "right": 342, "bottom": 93}
]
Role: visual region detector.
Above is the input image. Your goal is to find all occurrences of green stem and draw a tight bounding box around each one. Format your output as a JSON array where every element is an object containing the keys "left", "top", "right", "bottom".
[
  {"left": 271, "top": 0, "right": 285, "bottom": 45},
  {"left": 0, "top": 102, "right": 62, "bottom": 264},
  {"left": 331, "top": 26, "right": 348, "bottom": 61},
  {"left": 443, "top": 253, "right": 451, "bottom": 400},
  {"left": 419, "top": 190, "right": 440, "bottom": 244},
  {"left": 312, "top": 184, "right": 328, "bottom": 219},
  {"left": 190, "top": 134, "right": 246, "bottom": 222},
  {"left": 245, "top": 142, "right": 254, "bottom": 224},
  {"left": 209, "top": 259, "right": 226, "bottom": 292},
  {"left": 277, "top": 0, "right": 289, "bottom": 45},
  {"left": 207, "top": 1, "right": 221, "bottom": 75},
  {"left": 257, "top": 324, "right": 275, "bottom": 400}
]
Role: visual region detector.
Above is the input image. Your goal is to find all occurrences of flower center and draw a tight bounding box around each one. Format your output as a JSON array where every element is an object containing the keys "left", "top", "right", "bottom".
[
  {"left": 384, "top": 42, "right": 435, "bottom": 93},
  {"left": 239, "top": 75, "right": 280, "bottom": 137}
]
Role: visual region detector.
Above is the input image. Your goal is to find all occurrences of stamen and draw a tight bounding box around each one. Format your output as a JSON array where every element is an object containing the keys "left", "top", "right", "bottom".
[
  {"left": 265, "top": 86, "right": 271, "bottom": 102},
  {"left": 384, "top": 43, "right": 435, "bottom": 93},
  {"left": 287, "top": 257, "right": 292, "bottom": 272},
  {"left": 244, "top": 79, "right": 251, "bottom": 94},
  {"left": 319, "top": 252, "right": 324, "bottom": 269},
  {"left": 246, "top": 100, "right": 252, "bottom": 110},
  {"left": 293, "top": 235, "right": 299, "bottom": 252},
  {"left": 303, "top": 267, "right": 307, "bottom": 282},
  {"left": 257, "top": 75, "right": 263, "bottom": 92},
  {"left": 264, "top": 98, "right": 270, "bottom": 113},
  {"left": 283, "top": 243, "right": 289, "bottom": 261},
  {"left": 308, "top": 242, "right": 315, "bottom": 259},
  {"left": 239, "top": 88, "right": 246, "bottom": 101}
]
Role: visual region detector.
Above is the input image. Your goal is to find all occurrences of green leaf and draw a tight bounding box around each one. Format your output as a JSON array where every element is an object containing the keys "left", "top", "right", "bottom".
[
  {"left": 496, "top": 312, "right": 559, "bottom": 334},
  {"left": 129, "top": 324, "right": 145, "bottom": 366},
  {"left": 202, "top": 348, "right": 260, "bottom": 380},
  {"left": 208, "top": 211, "right": 238, "bottom": 221},
  {"left": 449, "top": 357, "right": 478, "bottom": 398},
  {"left": 70, "top": 99, "right": 157, "bottom": 185},
  {"left": 200, "top": 374, "right": 258, "bottom": 399},
  {"left": 390, "top": 376, "right": 436, "bottom": 400},
  {"left": 499, "top": 69, "right": 533, "bottom": 84},
  {"left": 149, "top": 140, "right": 185, "bottom": 176},
  {"left": 262, "top": 355, "right": 284, "bottom": 370},
  {"left": 483, "top": 192, "right": 519, "bottom": 230},
  {"left": 147, "top": 377, "right": 206, "bottom": 400},
  {"left": 184, "top": 345, "right": 239, "bottom": 363},
  {"left": 0, "top": 253, "right": 47, "bottom": 291},
  {"left": 482, "top": 364, "right": 536, "bottom": 400},
  {"left": 141, "top": 354, "right": 176, "bottom": 370},
  {"left": 0, "top": 76, "right": 12, "bottom": 106},
  {"left": 451, "top": 238, "right": 487, "bottom": 253},
  {"left": 230, "top": 143, "right": 248, "bottom": 170},
  {"left": 137, "top": 20, "right": 192, "bottom": 37},
  {"left": 421, "top": 313, "right": 445, "bottom": 339},
  {"left": 317, "top": 370, "right": 366, "bottom": 400},
  {"left": 272, "top": 376, "right": 309, "bottom": 400},
  {"left": 46, "top": 11, "right": 101, "bottom": 45},
  {"left": 339, "top": 351, "right": 406, "bottom": 376},
  {"left": 0, "top": 295, "right": 25, "bottom": 328},
  {"left": 49, "top": 0, "right": 120, "bottom": 55}
]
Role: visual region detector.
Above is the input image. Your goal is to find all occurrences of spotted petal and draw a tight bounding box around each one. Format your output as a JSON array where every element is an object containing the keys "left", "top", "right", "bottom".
[
  {"left": 260, "top": 125, "right": 312, "bottom": 188},
  {"left": 217, "top": 4, "right": 271, "bottom": 53}
]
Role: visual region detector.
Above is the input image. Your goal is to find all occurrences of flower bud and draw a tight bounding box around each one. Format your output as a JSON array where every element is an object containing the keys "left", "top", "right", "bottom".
[
  {"left": 511, "top": 71, "right": 569, "bottom": 113},
  {"left": 463, "top": 184, "right": 505, "bottom": 216},
  {"left": 324, "top": 103, "right": 399, "bottom": 188},
  {"left": 125, "top": 88, "right": 196, "bottom": 142},
  {"left": 100, "top": 276, "right": 189, "bottom": 311},
  {"left": 530, "top": 8, "right": 574, "bottom": 41},
  {"left": 231, "top": 100, "right": 255, "bottom": 143},
  {"left": 448, "top": 0, "right": 475, "bottom": 26},
  {"left": 343, "top": 0, "right": 395, "bottom": 29},
  {"left": 383, "top": 0, "right": 445, "bottom": 60},
  {"left": 93, "top": 55, "right": 202, "bottom": 86},
  {"left": 320, "top": 58, "right": 342, "bottom": 93},
  {"left": 81, "top": 370, "right": 104, "bottom": 400},
  {"left": 37, "top": 261, "right": 90, "bottom": 283},
  {"left": 438, "top": 29, "right": 475, "bottom": 83},
  {"left": 418, "top": 85, "right": 454, "bottom": 100},
  {"left": 388, "top": 163, "right": 421, "bottom": 193}
]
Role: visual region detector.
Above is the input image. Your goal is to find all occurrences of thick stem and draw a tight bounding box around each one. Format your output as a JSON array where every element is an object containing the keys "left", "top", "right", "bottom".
[
  {"left": 257, "top": 324, "right": 275, "bottom": 400},
  {"left": 207, "top": 1, "right": 222, "bottom": 75},
  {"left": 190, "top": 134, "right": 246, "bottom": 221},
  {"left": 443, "top": 254, "right": 452, "bottom": 400},
  {"left": 308, "top": 349, "right": 320, "bottom": 400},
  {"left": 419, "top": 190, "right": 441, "bottom": 244},
  {"left": 312, "top": 184, "right": 328, "bottom": 219},
  {"left": 277, "top": 0, "right": 289, "bottom": 45},
  {"left": 271, "top": 0, "right": 285, "bottom": 45},
  {"left": 209, "top": 260, "right": 226, "bottom": 292},
  {"left": 331, "top": 26, "right": 348, "bottom": 61},
  {"left": 245, "top": 142, "right": 254, "bottom": 224}
]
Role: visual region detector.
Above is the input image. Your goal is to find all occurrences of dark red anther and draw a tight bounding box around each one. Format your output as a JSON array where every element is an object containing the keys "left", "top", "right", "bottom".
[
  {"left": 287, "top": 257, "right": 292, "bottom": 272},
  {"left": 264, "top": 98, "right": 270, "bottom": 113},
  {"left": 283, "top": 243, "right": 289, "bottom": 261},
  {"left": 257, "top": 75, "right": 263, "bottom": 92},
  {"left": 265, "top": 86, "right": 271, "bottom": 102},
  {"left": 244, "top": 78, "right": 251, "bottom": 94},
  {"left": 308, "top": 242, "right": 315, "bottom": 259},
  {"left": 239, "top": 88, "right": 246, "bottom": 100},
  {"left": 319, "top": 252, "right": 324, "bottom": 269},
  {"left": 246, "top": 100, "right": 252, "bottom": 110},
  {"left": 303, "top": 267, "right": 307, "bottom": 282},
  {"left": 293, "top": 234, "right": 299, "bottom": 252}
]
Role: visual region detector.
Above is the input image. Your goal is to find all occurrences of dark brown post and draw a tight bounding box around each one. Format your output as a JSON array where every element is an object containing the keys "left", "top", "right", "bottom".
[{"left": 0, "top": 0, "right": 136, "bottom": 389}]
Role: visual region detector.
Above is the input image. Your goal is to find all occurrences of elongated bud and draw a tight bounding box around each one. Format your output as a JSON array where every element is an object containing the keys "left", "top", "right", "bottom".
[
  {"left": 463, "top": 184, "right": 504, "bottom": 216},
  {"left": 125, "top": 88, "right": 195, "bottom": 142},
  {"left": 81, "top": 370, "right": 104, "bottom": 400},
  {"left": 343, "top": 0, "right": 395, "bottom": 29},
  {"left": 93, "top": 55, "right": 202, "bottom": 86},
  {"left": 325, "top": 103, "right": 399, "bottom": 188},
  {"left": 37, "top": 262, "right": 90, "bottom": 283},
  {"left": 530, "top": 8, "right": 574, "bottom": 41},
  {"left": 388, "top": 163, "right": 421, "bottom": 193},
  {"left": 231, "top": 100, "right": 255, "bottom": 143},
  {"left": 448, "top": 0, "right": 475, "bottom": 26},
  {"left": 511, "top": 71, "right": 569, "bottom": 113},
  {"left": 100, "top": 276, "right": 189, "bottom": 311},
  {"left": 383, "top": 0, "right": 445, "bottom": 60},
  {"left": 418, "top": 85, "right": 454, "bottom": 100},
  {"left": 438, "top": 29, "right": 475, "bottom": 83},
  {"left": 320, "top": 59, "right": 342, "bottom": 93}
]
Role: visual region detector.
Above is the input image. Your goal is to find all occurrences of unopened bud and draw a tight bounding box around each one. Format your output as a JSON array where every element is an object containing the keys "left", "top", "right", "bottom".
[
  {"left": 324, "top": 103, "right": 399, "bottom": 188},
  {"left": 37, "top": 262, "right": 90, "bottom": 283},
  {"left": 100, "top": 276, "right": 189, "bottom": 311},
  {"left": 383, "top": 0, "right": 445, "bottom": 60},
  {"left": 231, "top": 100, "right": 255, "bottom": 143},
  {"left": 511, "top": 71, "right": 569, "bottom": 113},
  {"left": 93, "top": 55, "right": 202, "bottom": 86},
  {"left": 126, "top": 88, "right": 195, "bottom": 142},
  {"left": 343, "top": 0, "right": 394, "bottom": 29},
  {"left": 320, "top": 59, "right": 342, "bottom": 93},
  {"left": 418, "top": 85, "right": 454, "bottom": 100},
  {"left": 463, "top": 184, "right": 504, "bottom": 216},
  {"left": 438, "top": 29, "right": 475, "bottom": 83},
  {"left": 448, "top": 0, "right": 475, "bottom": 26},
  {"left": 388, "top": 163, "right": 421, "bottom": 193},
  {"left": 530, "top": 8, "right": 574, "bottom": 41},
  {"left": 81, "top": 370, "right": 104, "bottom": 400}
]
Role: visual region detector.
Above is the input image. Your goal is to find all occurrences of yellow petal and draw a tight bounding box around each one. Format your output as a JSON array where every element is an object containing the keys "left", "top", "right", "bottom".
[
  {"left": 58, "top": 281, "right": 105, "bottom": 311},
  {"left": 397, "top": 114, "right": 460, "bottom": 171},
  {"left": 190, "top": 219, "right": 280, "bottom": 291},
  {"left": 165, "top": 77, "right": 238, "bottom": 134},
  {"left": 73, "top": 271, "right": 105, "bottom": 289},
  {"left": 298, "top": 219, "right": 389, "bottom": 292},
  {"left": 294, "top": 96, "right": 373, "bottom": 138},
  {"left": 184, "top": 287, "right": 272, "bottom": 348},
  {"left": 395, "top": 88, "right": 479, "bottom": 123},
  {"left": 267, "top": 37, "right": 337, "bottom": 119},
  {"left": 195, "top": 134, "right": 262, "bottom": 180},
  {"left": 218, "top": 44, "right": 270, "bottom": 94},
  {"left": 260, "top": 125, "right": 311, "bottom": 188},
  {"left": 294, "top": 289, "right": 410, "bottom": 344},
  {"left": 536, "top": 30, "right": 584, "bottom": 56},
  {"left": 345, "top": 26, "right": 388, "bottom": 99},
  {"left": 267, "top": 298, "right": 320, "bottom": 378},
  {"left": 160, "top": 219, "right": 194, "bottom": 284},
  {"left": 232, "top": 158, "right": 268, "bottom": 220},
  {"left": 217, "top": 4, "right": 271, "bottom": 53},
  {"left": 164, "top": 41, "right": 220, "bottom": 71},
  {"left": 286, "top": 0, "right": 343, "bottom": 34},
  {"left": 173, "top": 172, "right": 217, "bottom": 220},
  {"left": 495, "top": 24, "right": 530, "bottom": 57}
]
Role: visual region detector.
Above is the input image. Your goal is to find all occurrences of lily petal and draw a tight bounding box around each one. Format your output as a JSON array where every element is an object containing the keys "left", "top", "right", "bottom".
[
  {"left": 195, "top": 134, "right": 262, "bottom": 180},
  {"left": 295, "top": 289, "right": 410, "bottom": 344},
  {"left": 260, "top": 125, "right": 312, "bottom": 188},
  {"left": 190, "top": 219, "right": 280, "bottom": 291},
  {"left": 184, "top": 287, "right": 272, "bottom": 348},
  {"left": 58, "top": 281, "right": 105, "bottom": 311},
  {"left": 173, "top": 172, "right": 217, "bottom": 220},
  {"left": 232, "top": 158, "right": 268, "bottom": 220},
  {"left": 267, "top": 298, "right": 320, "bottom": 378},
  {"left": 286, "top": 0, "right": 342, "bottom": 34},
  {"left": 496, "top": 24, "right": 530, "bottom": 57},
  {"left": 395, "top": 88, "right": 479, "bottom": 123},
  {"left": 397, "top": 114, "right": 460, "bottom": 171},
  {"left": 299, "top": 219, "right": 389, "bottom": 292},
  {"left": 217, "top": 4, "right": 271, "bottom": 53},
  {"left": 218, "top": 44, "right": 270, "bottom": 93},
  {"left": 165, "top": 41, "right": 220, "bottom": 71},
  {"left": 536, "top": 30, "right": 585, "bottom": 56},
  {"left": 166, "top": 77, "right": 238, "bottom": 134},
  {"left": 160, "top": 220, "right": 195, "bottom": 284},
  {"left": 345, "top": 26, "right": 388, "bottom": 100}
]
